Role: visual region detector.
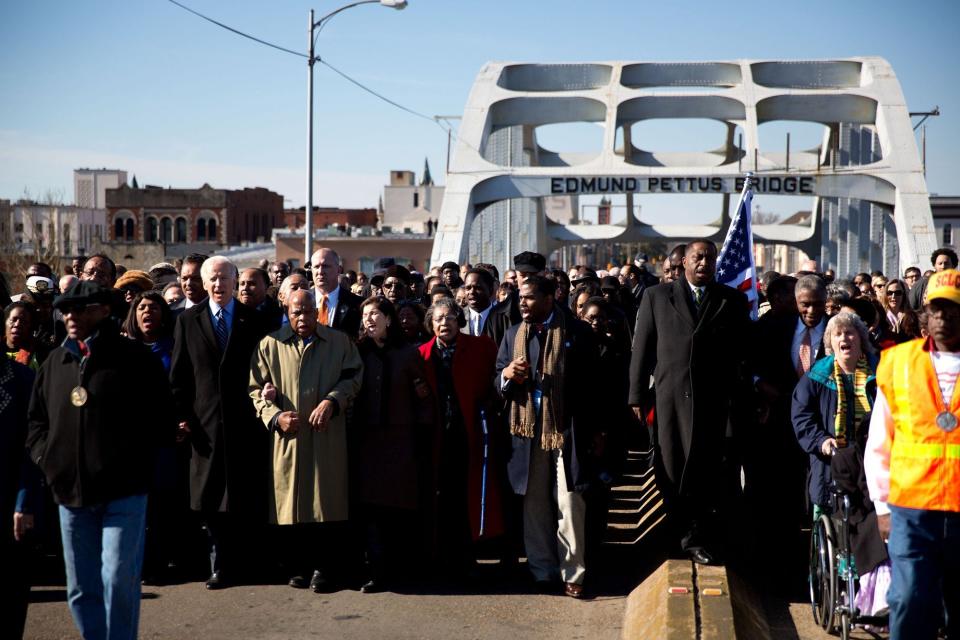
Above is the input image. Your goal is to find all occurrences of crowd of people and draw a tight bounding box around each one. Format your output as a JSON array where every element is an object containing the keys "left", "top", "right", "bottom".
[{"left": 1, "top": 242, "right": 958, "bottom": 640}]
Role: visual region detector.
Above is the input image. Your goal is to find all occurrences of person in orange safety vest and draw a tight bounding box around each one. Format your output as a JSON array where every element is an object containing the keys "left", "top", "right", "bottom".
[{"left": 865, "top": 268, "right": 960, "bottom": 640}]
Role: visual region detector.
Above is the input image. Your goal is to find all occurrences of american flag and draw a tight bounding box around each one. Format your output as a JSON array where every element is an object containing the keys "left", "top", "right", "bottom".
[{"left": 716, "top": 181, "right": 759, "bottom": 319}]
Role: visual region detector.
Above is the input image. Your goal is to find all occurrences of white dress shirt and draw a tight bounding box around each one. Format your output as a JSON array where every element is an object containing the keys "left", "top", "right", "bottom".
[
  {"left": 466, "top": 303, "right": 493, "bottom": 336},
  {"left": 314, "top": 286, "right": 340, "bottom": 327}
]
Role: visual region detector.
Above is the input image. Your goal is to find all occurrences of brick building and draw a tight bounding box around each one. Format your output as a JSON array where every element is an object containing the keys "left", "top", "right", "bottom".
[
  {"left": 284, "top": 206, "right": 378, "bottom": 230},
  {"left": 105, "top": 183, "right": 283, "bottom": 247}
]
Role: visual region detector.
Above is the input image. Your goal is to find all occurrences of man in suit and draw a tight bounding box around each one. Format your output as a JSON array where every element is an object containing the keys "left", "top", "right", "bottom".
[
  {"left": 310, "top": 248, "right": 361, "bottom": 337},
  {"left": 496, "top": 275, "right": 602, "bottom": 598},
  {"left": 169, "top": 253, "right": 209, "bottom": 315},
  {"left": 463, "top": 267, "right": 512, "bottom": 349},
  {"left": 749, "top": 274, "right": 828, "bottom": 584},
  {"left": 239, "top": 267, "right": 282, "bottom": 331},
  {"left": 628, "top": 240, "right": 751, "bottom": 565},
  {"left": 170, "top": 256, "right": 269, "bottom": 589}
]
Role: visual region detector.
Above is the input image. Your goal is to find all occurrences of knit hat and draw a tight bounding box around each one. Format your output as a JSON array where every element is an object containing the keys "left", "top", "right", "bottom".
[{"left": 114, "top": 269, "right": 154, "bottom": 293}]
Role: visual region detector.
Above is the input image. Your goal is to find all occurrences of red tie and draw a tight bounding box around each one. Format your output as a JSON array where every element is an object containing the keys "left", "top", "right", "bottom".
[
  {"left": 77, "top": 341, "right": 89, "bottom": 358},
  {"left": 797, "top": 328, "right": 812, "bottom": 377}
]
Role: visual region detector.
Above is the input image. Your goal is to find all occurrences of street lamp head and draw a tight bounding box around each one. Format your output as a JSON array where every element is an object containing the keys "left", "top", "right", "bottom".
[{"left": 380, "top": 0, "right": 407, "bottom": 8}]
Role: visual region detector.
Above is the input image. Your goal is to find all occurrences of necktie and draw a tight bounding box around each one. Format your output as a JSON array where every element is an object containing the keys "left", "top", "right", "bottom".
[
  {"left": 797, "top": 327, "right": 812, "bottom": 377},
  {"left": 693, "top": 287, "right": 703, "bottom": 307},
  {"left": 474, "top": 312, "right": 482, "bottom": 336},
  {"left": 215, "top": 309, "right": 229, "bottom": 351},
  {"left": 77, "top": 340, "right": 89, "bottom": 358},
  {"left": 318, "top": 294, "right": 329, "bottom": 326}
]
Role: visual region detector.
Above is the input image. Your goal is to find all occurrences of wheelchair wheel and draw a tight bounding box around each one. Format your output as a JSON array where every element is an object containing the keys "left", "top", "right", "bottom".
[
  {"left": 809, "top": 515, "right": 836, "bottom": 630},
  {"left": 840, "top": 609, "right": 851, "bottom": 640}
]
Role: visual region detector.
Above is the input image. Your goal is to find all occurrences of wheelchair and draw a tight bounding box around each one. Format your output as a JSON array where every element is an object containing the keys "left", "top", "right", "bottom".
[{"left": 809, "top": 480, "right": 857, "bottom": 640}]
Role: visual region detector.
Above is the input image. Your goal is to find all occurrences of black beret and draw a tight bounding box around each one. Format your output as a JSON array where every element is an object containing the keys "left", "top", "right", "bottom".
[
  {"left": 600, "top": 276, "right": 620, "bottom": 291},
  {"left": 514, "top": 251, "right": 546, "bottom": 273},
  {"left": 54, "top": 280, "right": 113, "bottom": 310},
  {"left": 384, "top": 264, "right": 411, "bottom": 284},
  {"left": 440, "top": 261, "right": 460, "bottom": 272}
]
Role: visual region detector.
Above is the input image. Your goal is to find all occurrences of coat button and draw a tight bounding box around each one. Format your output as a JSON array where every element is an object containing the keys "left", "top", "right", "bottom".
[{"left": 682, "top": 391, "right": 691, "bottom": 398}]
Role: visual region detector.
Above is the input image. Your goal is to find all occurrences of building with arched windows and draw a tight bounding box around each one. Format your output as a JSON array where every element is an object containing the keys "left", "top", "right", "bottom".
[{"left": 105, "top": 183, "right": 283, "bottom": 254}]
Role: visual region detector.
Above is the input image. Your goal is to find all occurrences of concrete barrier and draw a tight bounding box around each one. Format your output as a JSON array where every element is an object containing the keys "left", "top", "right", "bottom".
[{"left": 621, "top": 560, "right": 736, "bottom": 640}]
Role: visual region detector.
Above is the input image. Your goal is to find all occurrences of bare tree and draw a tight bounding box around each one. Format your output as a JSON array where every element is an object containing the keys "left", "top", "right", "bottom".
[{"left": 0, "top": 188, "right": 67, "bottom": 294}]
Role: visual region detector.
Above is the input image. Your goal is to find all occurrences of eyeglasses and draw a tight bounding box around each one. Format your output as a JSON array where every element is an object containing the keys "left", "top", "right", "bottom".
[
  {"left": 382, "top": 282, "right": 404, "bottom": 290},
  {"left": 886, "top": 289, "right": 904, "bottom": 296},
  {"left": 82, "top": 268, "right": 109, "bottom": 278},
  {"left": 60, "top": 303, "right": 96, "bottom": 316},
  {"left": 433, "top": 314, "right": 458, "bottom": 323}
]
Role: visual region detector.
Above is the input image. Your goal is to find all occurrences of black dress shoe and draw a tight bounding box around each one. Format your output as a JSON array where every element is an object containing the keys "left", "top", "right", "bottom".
[
  {"left": 205, "top": 571, "right": 227, "bottom": 590},
  {"left": 288, "top": 575, "right": 309, "bottom": 589},
  {"left": 310, "top": 569, "right": 335, "bottom": 593},
  {"left": 360, "top": 577, "right": 384, "bottom": 594},
  {"left": 689, "top": 549, "right": 719, "bottom": 566}
]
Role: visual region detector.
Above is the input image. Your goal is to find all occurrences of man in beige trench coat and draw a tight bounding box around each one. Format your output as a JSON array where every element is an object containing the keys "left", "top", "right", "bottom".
[{"left": 249, "top": 289, "right": 363, "bottom": 592}]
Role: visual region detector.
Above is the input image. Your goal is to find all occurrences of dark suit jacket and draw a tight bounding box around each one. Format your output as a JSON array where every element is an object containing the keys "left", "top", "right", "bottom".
[
  {"left": 169, "top": 301, "right": 269, "bottom": 516},
  {"left": 628, "top": 279, "right": 751, "bottom": 500},
  {"left": 496, "top": 316, "right": 602, "bottom": 495},
  {"left": 329, "top": 287, "right": 362, "bottom": 337}
]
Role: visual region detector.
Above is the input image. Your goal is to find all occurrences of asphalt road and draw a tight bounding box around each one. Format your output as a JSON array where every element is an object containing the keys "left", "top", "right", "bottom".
[{"left": 24, "top": 567, "right": 630, "bottom": 640}]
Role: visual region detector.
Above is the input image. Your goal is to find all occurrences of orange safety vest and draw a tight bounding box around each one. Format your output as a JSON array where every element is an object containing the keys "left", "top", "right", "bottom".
[{"left": 878, "top": 338, "right": 960, "bottom": 512}]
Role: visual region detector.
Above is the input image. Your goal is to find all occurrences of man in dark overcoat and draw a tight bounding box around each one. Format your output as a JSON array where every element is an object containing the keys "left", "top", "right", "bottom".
[
  {"left": 628, "top": 240, "right": 751, "bottom": 565},
  {"left": 749, "top": 274, "right": 828, "bottom": 580},
  {"left": 170, "top": 255, "right": 269, "bottom": 589}
]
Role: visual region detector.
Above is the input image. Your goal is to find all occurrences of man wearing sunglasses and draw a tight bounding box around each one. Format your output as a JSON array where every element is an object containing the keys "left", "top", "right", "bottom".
[{"left": 380, "top": 264, "right": 411, "bottom": 306}]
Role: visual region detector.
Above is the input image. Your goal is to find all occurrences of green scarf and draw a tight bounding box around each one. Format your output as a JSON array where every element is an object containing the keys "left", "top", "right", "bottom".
[{"left": 833, "top": 356, "right": 872, "bottom": 448}]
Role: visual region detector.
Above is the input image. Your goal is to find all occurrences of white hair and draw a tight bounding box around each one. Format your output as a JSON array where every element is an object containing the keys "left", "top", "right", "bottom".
[
  {"left": 200, "top": 255, "right": 238, "bottom": 283},
  {"left": 824, "top": 311, "right": 875, "bottom": 356}
]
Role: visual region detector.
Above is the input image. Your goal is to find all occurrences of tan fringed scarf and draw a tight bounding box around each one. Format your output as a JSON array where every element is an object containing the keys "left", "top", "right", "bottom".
[{"left": 509, "top": 313, "right": 566, "bottom": 450}]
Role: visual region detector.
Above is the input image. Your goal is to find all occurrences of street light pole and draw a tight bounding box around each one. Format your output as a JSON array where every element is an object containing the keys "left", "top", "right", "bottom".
[
  {"left": 303, "top": 0, "right": 407, "bottom": 268},
  {"left": 305, "top": 9, "right": 315, "bottom": 268}
]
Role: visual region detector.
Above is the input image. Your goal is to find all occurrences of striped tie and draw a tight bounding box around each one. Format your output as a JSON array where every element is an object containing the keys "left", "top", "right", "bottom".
[
  {"left": 215, "top": 309, "right": 228, "bottom": 351},
  {"left": 694, "top": 287, "right": 703, "bottom": 307}
]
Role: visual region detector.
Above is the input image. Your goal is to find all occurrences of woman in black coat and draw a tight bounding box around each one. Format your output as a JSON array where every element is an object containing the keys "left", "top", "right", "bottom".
[
  {"left": 353, "top": 296, "right": 434, "bottom": 592},
  {"left": 0, "top": 356, "right": 35, "bottom": 639}
]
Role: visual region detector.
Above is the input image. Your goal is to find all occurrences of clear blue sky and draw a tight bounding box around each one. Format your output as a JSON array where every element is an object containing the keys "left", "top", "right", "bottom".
[{"left": 1, "top": 0, "right": 957, "bottom": 223}]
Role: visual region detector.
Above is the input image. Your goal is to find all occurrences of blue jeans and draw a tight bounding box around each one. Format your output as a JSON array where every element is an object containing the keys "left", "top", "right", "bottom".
[
  {"left": 887, "top": 504, "right": 960, "bottom": 640},
  {"left": 59, "top": 494, "right": 148, "bottom": 640}
]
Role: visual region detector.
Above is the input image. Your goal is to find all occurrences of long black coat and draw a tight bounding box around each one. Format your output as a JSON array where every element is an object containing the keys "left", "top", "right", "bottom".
[
  {"left": 352, "top": 341, "right": 435, "bottom": 510},
  {"left": 27, "top": 322, "right": 175, "bottom": 507},
  {"left": 628, "top": 279, "right": 751, "bottom": 500},
  {"left": 170, "top": 301, "right": 269, "bottom": 516},
  {"left": 496, "top": 316, "right": 602, "bottom": 494},
  {"left": 1, "top": 359, "right": 34, "bottom": 524}
]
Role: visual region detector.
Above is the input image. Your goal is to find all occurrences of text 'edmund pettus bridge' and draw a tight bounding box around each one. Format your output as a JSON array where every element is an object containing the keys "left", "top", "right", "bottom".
[{"left": 549, "top": 175, "right": 815, "bottom": 196}]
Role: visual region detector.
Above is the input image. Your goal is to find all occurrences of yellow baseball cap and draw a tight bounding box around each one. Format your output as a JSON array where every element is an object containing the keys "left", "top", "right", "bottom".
[{"left": 925, "top": 269, "right": 960, "bottom": 305}]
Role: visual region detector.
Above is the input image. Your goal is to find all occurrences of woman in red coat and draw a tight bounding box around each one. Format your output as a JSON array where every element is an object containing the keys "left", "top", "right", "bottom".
[{"left": 417, "top": 297, "right": 505, "bottom": 575}]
